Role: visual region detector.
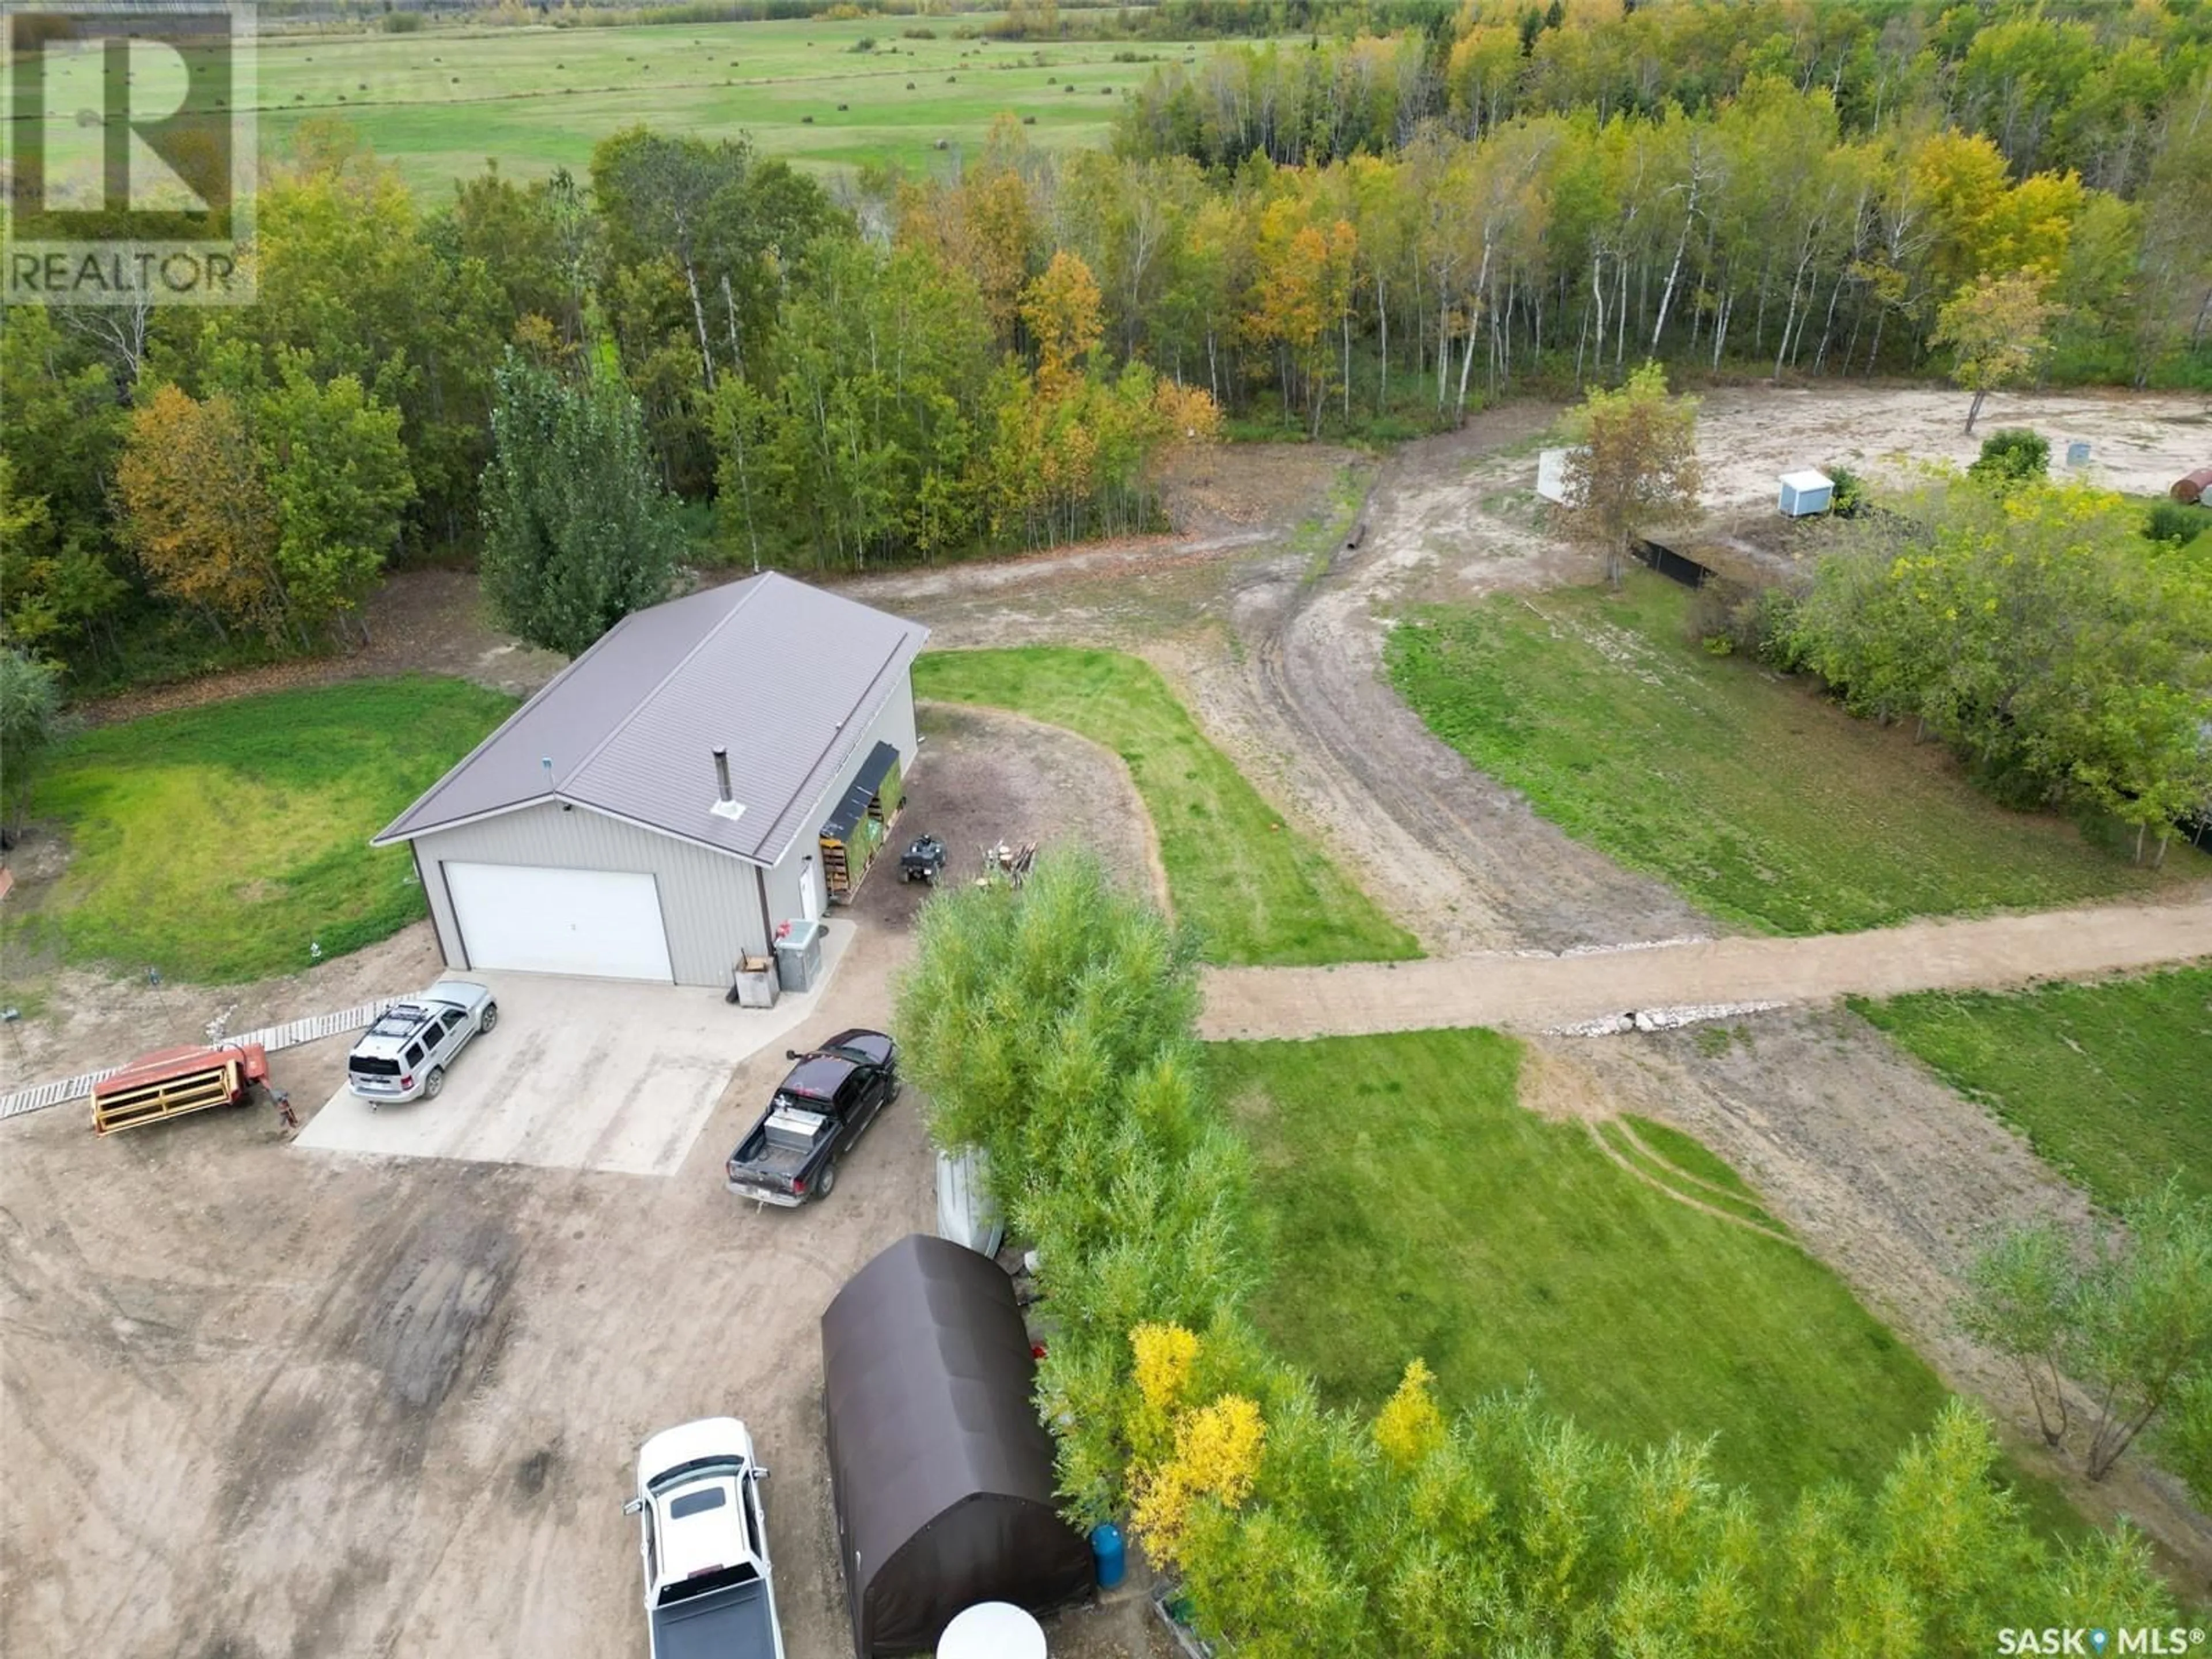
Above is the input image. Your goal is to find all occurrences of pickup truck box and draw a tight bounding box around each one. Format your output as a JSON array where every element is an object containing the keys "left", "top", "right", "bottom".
[
  {"left": 726, "top": 1029, "right": 897, "bottom": 1207},
  {"left": 625, "top": 1418, "right": 784, "bottom": 1659}
]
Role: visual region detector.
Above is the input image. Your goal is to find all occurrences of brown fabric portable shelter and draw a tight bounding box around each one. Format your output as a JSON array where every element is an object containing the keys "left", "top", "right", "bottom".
[{"left": 821, "top": 1233, "right": 1093, "bottom": 1657}]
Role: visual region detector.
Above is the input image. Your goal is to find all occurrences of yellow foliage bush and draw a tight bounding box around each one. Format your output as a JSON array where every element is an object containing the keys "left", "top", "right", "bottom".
[
  {"left": 1374, "top": 1358, "right": 1445, "bottom": 1471},
  {"left": 1127, "top": 1323, "right": 1202, "bottom": 1464},
  {"left": 1131, "top": 1393, "right": 1266, "bottom": 1569},
  {"left": 1151, "top": 377, "right": 1225, "bottom": 448}
]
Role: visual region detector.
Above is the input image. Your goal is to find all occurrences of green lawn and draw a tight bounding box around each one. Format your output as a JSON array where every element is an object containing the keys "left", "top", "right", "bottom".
[
  {"left": 1855, "top": 967, "right": 2212, "bottom": 1212},
  {"left": 3, "top": 677, "right": 516, "bottom": 984},
  {"left": 1385, "top": 573, "right": 2203, "bottom": 934},
  {"left": 239, "top": 16, "right": 1211, "bottom": 195},
  {"left": 1214, "top": 1028, "right": 2077, "bottom": 1528},
  {"left": 914, "top": 647, "right": 1417, "bottom": 967}
]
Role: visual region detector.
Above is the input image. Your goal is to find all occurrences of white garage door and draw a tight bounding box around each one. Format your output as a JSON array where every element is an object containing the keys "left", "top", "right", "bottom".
[{"left": 444, "top": 863, "right": 674, "bottom": 981}]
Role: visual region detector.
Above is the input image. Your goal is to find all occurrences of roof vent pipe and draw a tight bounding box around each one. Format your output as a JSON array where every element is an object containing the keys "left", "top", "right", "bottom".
[{"left": 713, "top": 747, "right": 733, "bottom": 802}]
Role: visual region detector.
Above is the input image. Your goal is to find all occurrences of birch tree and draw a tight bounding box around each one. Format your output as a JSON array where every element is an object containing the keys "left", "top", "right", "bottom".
[
  {"left": 1929, "top": 270, "right": 2061, "bottom": 433},
  {"left": 1555, "top": 362, "right": 1704, "bottom": 587}
]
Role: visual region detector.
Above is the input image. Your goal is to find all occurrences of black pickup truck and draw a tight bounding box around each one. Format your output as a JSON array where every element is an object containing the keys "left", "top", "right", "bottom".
[{"left": 725, "top": 1030, "right": 899, "bottom": 1206}]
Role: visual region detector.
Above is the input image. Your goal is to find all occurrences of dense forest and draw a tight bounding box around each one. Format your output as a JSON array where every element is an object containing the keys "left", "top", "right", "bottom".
[{"left": 6, "top": 0, "right": 2211, "bottom": 692}]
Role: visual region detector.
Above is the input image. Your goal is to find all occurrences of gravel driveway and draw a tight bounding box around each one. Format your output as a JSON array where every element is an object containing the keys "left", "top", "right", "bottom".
[{"left": 0, "top": 930, "right": 933, "bottom": 1659}]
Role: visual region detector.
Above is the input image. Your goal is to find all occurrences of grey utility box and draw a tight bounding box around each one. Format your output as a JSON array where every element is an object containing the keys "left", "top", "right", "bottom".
[{"left": 774, "top": 919, "right": 825, "bottom": 994}]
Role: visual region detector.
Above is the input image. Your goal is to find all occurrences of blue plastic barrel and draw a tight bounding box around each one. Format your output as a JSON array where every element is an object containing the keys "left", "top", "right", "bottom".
[{"left": 1090, "top": 1521, "right": 1126, "bottom": 1589}]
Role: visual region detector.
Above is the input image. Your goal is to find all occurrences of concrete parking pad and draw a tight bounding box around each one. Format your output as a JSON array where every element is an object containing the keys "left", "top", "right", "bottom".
[{"left": 296, "top": 921, "right": 856, "bottom": 1176}]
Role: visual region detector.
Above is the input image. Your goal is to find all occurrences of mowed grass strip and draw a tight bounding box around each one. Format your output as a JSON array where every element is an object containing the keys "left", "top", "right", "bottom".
[
  {"left": 1214, "top": 1029, "right": 2077, "bottom": 1528},
  {"left": 251, "top": 17, "right": 1195, "bottom": 193},
  {"left": 1855, "top": 967, "right": 2212, "bottom": 1211},
  {"left": 5, "top": 676, "right": 517, "bottom": 984},
  {"left": 1385, "top": 574, "right": 2200, "bottom": 934},
  {"left": 914, "top": 647, "right": 1416, "bottom": 967}
]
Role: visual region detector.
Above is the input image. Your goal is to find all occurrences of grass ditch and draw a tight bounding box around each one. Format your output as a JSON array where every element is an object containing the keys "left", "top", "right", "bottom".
[
  {"left": 1596, "top": 1116, "right": 1792, "bottom": 1238},
  {"left": 1384, "top": 572, "right": 2204, "bottom": 934},
  {"left": 1855, "top": 966, "right": 2212, "bottom": 1211},
  {"left": 1293, "top": 464, "right": 1371, "bottom": 587},
  {"left": 913, "top": 646, "right": 1418, "bottom": 967},
  {"left": 2, "top": 676, "right": 517, "bottom": 984},
  {"left": 1209, "top": 1027, "right": 2058, "bottom": 1516}
]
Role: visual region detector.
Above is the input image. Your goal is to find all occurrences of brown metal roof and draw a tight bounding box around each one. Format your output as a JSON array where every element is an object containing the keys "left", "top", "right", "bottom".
[
  {"left": 373, "top": 574, "right": 928, "bottom": 866},
  {"left": 821, "top": 1234, "right": 1092, "bottom": 1657}
]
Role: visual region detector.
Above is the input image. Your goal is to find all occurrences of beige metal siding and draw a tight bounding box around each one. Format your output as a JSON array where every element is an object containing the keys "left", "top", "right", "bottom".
[
  {"left": 416, "top": 802, "right": 765, "bottom": 987},
  {"left": 764, "top": 672, "right": 922, "bottom": 925}
]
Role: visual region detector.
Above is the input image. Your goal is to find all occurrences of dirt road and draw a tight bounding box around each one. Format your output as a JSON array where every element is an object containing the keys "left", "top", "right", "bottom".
[
  {"left": 1199, "top": 893, "right": 2212, "bottom": 1040},
  {"left": 1180, "top": 410, "right": 1717, "bottom": 956}
]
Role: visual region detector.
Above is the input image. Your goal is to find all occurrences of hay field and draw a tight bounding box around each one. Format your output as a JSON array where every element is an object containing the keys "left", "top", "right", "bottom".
[{"left": 253, "top": 15, "right": 1198, "bottom": 192}]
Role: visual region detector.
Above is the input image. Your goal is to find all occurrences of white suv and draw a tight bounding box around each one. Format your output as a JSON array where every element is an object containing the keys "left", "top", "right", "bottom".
[{"left": 346, "top": 980, "right": 497, "bottom": 1105}]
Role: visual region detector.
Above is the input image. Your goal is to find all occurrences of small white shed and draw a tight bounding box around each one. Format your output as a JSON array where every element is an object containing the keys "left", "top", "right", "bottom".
[
  {"left": 1537, "top": 446, "right": 1574, "bottom": 505},
  {"left": 1778, "top": 469, "right": 1834, "bottom": 517}
]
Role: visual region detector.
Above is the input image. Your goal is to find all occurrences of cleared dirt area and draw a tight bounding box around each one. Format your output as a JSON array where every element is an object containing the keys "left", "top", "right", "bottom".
[
  {"left": 77, "top": 569, "right": 570, "bottom": 729},
  {"left": 0, "top": 925, "right": 445, "bottom": 1097},
  {"left": 0, "top": 927, "right": 927, "bottom": 1659},
  {"left": 866, "top": 702, "right": 1172, "bottom": 929},
  {"left": 1691, "top": 382, "right": 2211, "bottom": 509}
]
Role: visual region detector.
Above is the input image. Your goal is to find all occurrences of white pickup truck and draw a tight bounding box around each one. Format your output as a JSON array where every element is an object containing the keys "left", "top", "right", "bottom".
[{"left": 624, "top": 1418, "right": 786, "bottom": 1659}]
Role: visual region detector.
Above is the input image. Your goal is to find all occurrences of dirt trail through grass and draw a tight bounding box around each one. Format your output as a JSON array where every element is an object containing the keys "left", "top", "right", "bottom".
[{"left": 1198, "top": 893, "right": 2212, "bottom": 1040}]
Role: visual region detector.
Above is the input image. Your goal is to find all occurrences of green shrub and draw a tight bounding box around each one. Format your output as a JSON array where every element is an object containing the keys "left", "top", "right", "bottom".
[
  {"left": 380, "top": 8, "right": 422, "bottom": 31},
  {"left": 1967, "top": 427, "right": 2049, "bottom": 490},
  {"left": 1826, "top": 463, "right": 1869, "bottom": 517},
  {"left": 2145, "top": 499, "right": 2203, "bottom": 547}
]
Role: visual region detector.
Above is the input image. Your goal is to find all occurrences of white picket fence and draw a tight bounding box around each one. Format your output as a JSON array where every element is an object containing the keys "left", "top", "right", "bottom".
[{"left": 0, "top": 999, "right": 395, "bottom": 1122}]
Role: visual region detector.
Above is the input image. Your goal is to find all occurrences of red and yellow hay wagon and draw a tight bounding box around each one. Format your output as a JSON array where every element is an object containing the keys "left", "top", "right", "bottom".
[{"left": 92, "top": 1043, "right": 271, "bottom": 1137}]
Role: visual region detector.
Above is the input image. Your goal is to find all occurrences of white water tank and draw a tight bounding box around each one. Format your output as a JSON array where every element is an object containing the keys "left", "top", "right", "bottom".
[
  {"left": 935, "top": 1146, "right": 1004, "bottom": 1257},
  {"left": 939, "top": 1602, "right": 1047, "bottom": 1659}
]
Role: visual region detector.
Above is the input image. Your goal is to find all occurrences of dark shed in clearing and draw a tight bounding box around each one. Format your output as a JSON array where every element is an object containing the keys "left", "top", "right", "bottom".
[{"left": 820, "top": 1233, "right": 1092, "bottom": 1657}]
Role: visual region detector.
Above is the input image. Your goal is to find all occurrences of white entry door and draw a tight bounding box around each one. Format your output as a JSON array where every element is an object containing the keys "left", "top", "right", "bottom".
[{"left": 444, "top": 862, "right": 675, "bottom": 981}]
